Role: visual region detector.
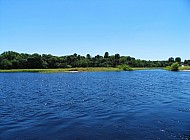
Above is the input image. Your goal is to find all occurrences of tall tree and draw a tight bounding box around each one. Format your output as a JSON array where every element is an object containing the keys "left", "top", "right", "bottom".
[
  {"left": 168, "top": 57, "right": 174, "bottom": 63},
  {"left": 1, "top": 51, "right": 19, "bottom": 61},
  {"left": 104, "top": 52, "right": 109, "bottom": 58},
  {"left": 114, "top": 53, "right": 120, "bottom": 66},
  {"left": 86, "top": 54, "right": 91, "bottom": 59},
  {"left": 175, "top": 57, "right": 181, "bottom": 63}
]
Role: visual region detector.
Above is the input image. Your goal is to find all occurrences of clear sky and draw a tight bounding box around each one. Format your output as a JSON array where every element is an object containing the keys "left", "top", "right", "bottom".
[{"left": 0, "top": 0, "right": 190, "bottom": 60}]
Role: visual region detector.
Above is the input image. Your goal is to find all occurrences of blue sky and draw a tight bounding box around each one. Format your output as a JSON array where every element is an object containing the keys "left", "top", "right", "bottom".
[{"left": 0, "top": 0, "right": 190, "bottom": 60}]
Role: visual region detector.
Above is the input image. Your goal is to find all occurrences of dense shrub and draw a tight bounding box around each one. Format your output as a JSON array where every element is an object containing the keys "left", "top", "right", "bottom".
[
  {"left": 171, "top": 62, "right": 179, "bottom": 71},
  {"left": 118, "top": 64, "right": 133, "bottom": 71}
]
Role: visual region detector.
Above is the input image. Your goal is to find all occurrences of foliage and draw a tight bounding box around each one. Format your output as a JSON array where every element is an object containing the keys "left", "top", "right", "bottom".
[
  {"left": 1, "top": 59, "right": 12, "bottom": 69},
  {"left": 0, "top": 51, "right": 188, "bottom": 70},
  {"left": 118, "top": 64, "right": 133, "bottom": 71},
  {"left": 0, "top": 67, "right": 121, "bottom": 73},
  {"left": 184, "top": 60, "right": 190, "bottom": 66},
  {"left": 175, "top": 57, "right": 181, "bottom": 63},
  {"left": 104, "top": 52, "right": 109, "bottom": 58},
  {"left": 164, "top": 63, "right": 180, "bottom": 71},
  {"left": 179, "top": 66, "right": 190, "bottom": 70},
  {"left": 168, "top": 57, "right": 174, "bottom": 64},
  {"left": 170, "top": 62, "right": 179, "bottom": 71},
  {"left": 164, "top": 66, "right": 171, "bottom": 71}
]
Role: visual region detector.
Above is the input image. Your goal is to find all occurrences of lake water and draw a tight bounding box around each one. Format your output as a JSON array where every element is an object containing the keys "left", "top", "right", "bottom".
[{"left": 0, "top": 70, "right": 190, "bottom": 140}]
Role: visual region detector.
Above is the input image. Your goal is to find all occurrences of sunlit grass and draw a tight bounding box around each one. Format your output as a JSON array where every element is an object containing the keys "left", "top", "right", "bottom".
[
  {"left": 179, "top": 66, "right": 190, "bottom": 71},
  {"left": 0, "top": 67, "right": 121, "bottom": 73},
  {"left": 132, "top": 67, "right": 157, "bottom": 70},
  {"left": 0, "top": 67, "right": 159, "bottom": 73}
]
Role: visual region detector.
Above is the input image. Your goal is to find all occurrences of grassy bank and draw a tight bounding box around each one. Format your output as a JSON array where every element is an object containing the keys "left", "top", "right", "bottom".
[
  {"left": 0, "top": 67, "right": 159, "bottom": 73},
  {"left": 132, "top": 67, "right": 157, "bottom": 70},
  {"left": 164, "top": 65, "right": 190, "bottom": 71},
  {"left": 0, "top": 67, "right": 121, "bottom": 73},
  {"left": 179, "top": 66, "right": 190, "bottom": 71}
]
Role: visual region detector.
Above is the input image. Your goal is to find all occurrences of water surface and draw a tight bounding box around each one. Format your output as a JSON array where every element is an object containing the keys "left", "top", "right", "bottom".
[{"left": 0, "top": 70, "right": 190, "bottom": 139}]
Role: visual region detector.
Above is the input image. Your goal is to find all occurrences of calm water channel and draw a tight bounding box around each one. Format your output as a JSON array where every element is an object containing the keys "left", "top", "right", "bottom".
[{"left": 0, "top": 70, "right": 190, "bottom": 140}]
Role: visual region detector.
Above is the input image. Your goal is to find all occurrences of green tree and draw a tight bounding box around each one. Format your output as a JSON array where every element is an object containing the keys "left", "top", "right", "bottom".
[
  {"left": 175, "top": 57, "right": 181, "bottom": 63},
  {"left": 184, "top": 60, "right": 190, "bottom": 65},
  {"left": 114, "top": 53, "right": 120, "bottom": 67},
  {"left": 86, "top": 54, "right": 91, "bottom": 59},
  {"left": 104, "top": 52, "right": 109, "bottom": 58},
  {"left": 168, "top": 57, "right": 174, "bottom": 63},
  {"left": 27, "top": 53, "right": 43, "bottom": 68},
  {"left": 1, "top": 59, "right": 12, "bottom": 69},
  {"left": 11, "top": 59, "right": 19, "bottom": 68},
  {"left": 1, "top": 51, "right": 19, "bottom": 61}
]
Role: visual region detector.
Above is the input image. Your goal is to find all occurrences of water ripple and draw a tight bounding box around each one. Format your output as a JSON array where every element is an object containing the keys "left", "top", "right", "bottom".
[{"left": 0, "top": 70, "right": 190, "bottom": 139}]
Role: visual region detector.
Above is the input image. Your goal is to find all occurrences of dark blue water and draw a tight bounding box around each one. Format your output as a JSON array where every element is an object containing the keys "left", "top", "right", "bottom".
[{"left": 0, "top": 70, "right": 190, "bottom": 140}]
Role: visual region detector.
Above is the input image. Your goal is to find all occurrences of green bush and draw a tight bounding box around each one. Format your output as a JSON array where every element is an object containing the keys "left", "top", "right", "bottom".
[
  {"left": 164, "top": 66, "right": 171, "bottom": 71},
  {"left": 118, "top": 64, "right": 133, "bottom": 71},
  {"left": 179, "top": 66, "right": 190, "bottom": 70},
  {"left": 171, "top": 62, "right": 179, "bottom": 71}
]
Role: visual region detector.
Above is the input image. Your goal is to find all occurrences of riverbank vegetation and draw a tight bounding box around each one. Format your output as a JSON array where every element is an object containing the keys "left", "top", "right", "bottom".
[
  {"left": 164, "top": 62, "right": 181, "bottom": 71},
  {"left": 0, "top": 51, "right": 189, "bottom": 70},
  {"left": 0, "top": 67, "right": 155, "bottom": 73},
  {"left": 164, "top": 63, "right": 190, "bottom": 71},
  {"left": 0, "top": 67, "right": 120, "bottom": 73},
  {"left": 179, "top": 66, "right": 190, "bottom": 71},
  {"left": 118, "top": 64, "right": 133, "bottom": 71}
]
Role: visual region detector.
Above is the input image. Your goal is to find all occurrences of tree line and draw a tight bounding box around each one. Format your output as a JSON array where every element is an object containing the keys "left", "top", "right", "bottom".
[{"left": 0, "top": 51, "right": 189, "bottom": 69}]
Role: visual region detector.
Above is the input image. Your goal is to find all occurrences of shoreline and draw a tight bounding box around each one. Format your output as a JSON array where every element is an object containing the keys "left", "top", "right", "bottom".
[
  {"left": 179, "top": 70, "right": 190, "bottom": 72},
  {"left": 0, "top": 67, "right": 157, "bottom": 73}
]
